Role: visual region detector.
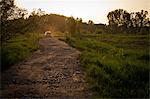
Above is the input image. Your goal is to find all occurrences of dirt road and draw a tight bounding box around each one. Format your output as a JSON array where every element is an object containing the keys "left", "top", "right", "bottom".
[{"left": 0, "top": 37, "right": 92, "bottom": 98}]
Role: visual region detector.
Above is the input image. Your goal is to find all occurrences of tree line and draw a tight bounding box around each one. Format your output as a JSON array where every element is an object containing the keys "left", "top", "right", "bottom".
[
  {"left": 107, "top": 9, "right": 150, "bottom": 34},
  {"left": 1, "top": 0, "right": 150, "bottom": 42},
  {"left": 0, "top": 0, "right": 96, "bottom": 42}
]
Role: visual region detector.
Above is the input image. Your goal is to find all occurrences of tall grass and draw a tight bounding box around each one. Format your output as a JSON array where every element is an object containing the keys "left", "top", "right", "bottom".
[
  {"left": 65, "top": 33, "right": 149, "bottom": 98},
  {"left": 1, "top": 33, "right": 43, "bottom": 71}
]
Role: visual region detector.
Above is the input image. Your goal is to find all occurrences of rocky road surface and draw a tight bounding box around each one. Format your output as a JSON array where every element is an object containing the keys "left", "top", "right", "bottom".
[{"left": 0, "top": 37, "right": 92, "bottom": 98}]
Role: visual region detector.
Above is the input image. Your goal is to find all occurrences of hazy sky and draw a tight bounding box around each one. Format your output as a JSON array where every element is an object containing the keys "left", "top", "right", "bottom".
[{"left": 15, "top": 0, "right": 150, "bottom": 24}]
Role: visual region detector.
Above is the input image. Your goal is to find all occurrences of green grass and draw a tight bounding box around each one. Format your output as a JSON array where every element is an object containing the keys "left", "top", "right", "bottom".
[
  {"left": 1, "top": 33, "right": 43, "bottom": 71},
  {"left": 65, "top": 33, "right": 149, "bottom": 98}
]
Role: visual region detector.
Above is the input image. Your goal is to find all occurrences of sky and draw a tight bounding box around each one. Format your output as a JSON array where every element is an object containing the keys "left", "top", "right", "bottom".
[{"left": 15, "top": 0, "right": 150, "bottom": 24}]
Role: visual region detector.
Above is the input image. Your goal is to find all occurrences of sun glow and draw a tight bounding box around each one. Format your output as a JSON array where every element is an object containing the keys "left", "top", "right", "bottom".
[{"left": 15, "top": 0, "right": 149, "bottom": 24}]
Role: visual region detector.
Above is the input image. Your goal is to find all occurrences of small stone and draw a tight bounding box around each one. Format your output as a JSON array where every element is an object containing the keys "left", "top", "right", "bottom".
[
  {"left": 76, "top": 71, "right": 80, "bottom": 74},
  {"left": 43, "top": 76, "right": 47, "bottom": 80}
]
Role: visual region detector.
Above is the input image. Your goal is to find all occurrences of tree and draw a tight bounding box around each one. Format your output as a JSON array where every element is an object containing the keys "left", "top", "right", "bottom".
[
  {"left": 107, "top": 9, "right": 150, "bottom": 34},
  {"left": 107, "top": 9, "right": 131, "bottom": 28},
  {"left": 0, "top": 0, "right": 29, "bottom": 41},
  {"left": 0, "top": 0, "right": 15, "bottom": 23},
  {"left": 66, "top": 17, "right": 77, "bottom": 36},
  {"left": 8, "top": 7, "right": 28, "bottom": 20},
  {"left": 30, "top": 8, "right": 45, "bottom": 17},
  {"left": 134, "top": 10, "right": 149, "bottom": 27},
  {"left": 76, "top": 17, "right": 82, "bottom": 33},
  {"left": 0, "top": 0, "right": 15, "bottom": 41},
  {"left": 36, "top": 8, "right": 45, "bottom": 16},
  {"left": 88, "top": 20, "right": 94, "bottom": 33}
]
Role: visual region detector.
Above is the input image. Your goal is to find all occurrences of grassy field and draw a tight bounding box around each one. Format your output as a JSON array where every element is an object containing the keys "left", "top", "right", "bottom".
[
  {"left": 66, "top": 33, "right": 149, "bottom": 98},
  {"left": 1, "top": 33, "right": 43, "bottom": 71}
]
